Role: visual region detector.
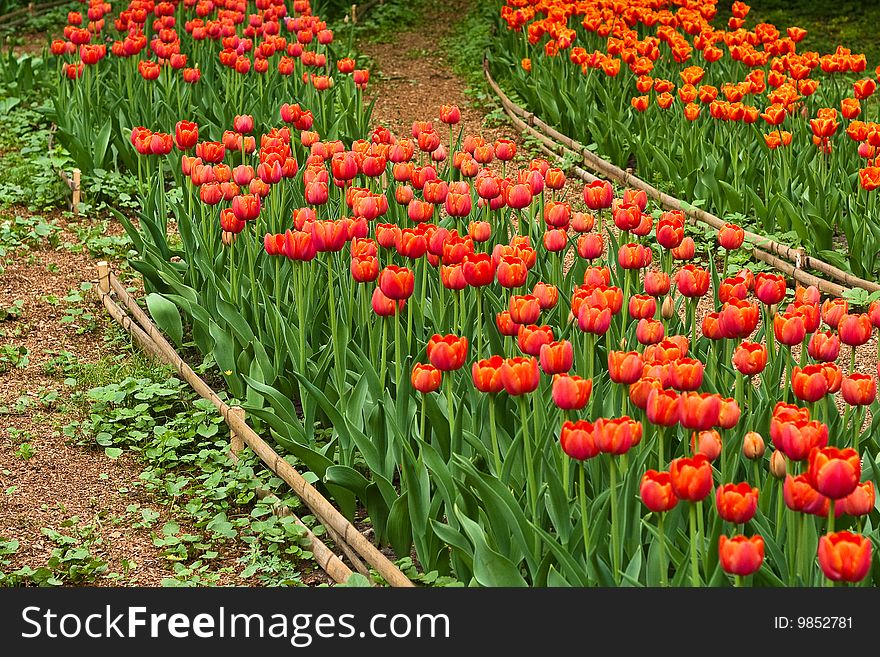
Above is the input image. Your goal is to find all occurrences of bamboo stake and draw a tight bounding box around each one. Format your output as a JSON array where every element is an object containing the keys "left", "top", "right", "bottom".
[
  {"left": 104, "top": 272, "right": 413, "bottom": 587},
  {"left": 229, "top": 405, "right": 245, "bottom": 456},
  {"left": 71, "top": 168, "right": 81, "bottom": 215},
  {"left": 483, "top": 59, "right": 878, "bottom": 295}
]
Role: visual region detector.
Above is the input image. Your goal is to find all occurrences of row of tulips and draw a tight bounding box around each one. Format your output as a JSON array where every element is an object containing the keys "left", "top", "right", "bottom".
[
  {"left": 493, "top": 0, "right": 880, "bottom": 278},
  {"left": 118, "top": 85, "right": 880, "bottom": 585},
  {"left": 48, "top": 0, "right": 370, "bottom": 174}
]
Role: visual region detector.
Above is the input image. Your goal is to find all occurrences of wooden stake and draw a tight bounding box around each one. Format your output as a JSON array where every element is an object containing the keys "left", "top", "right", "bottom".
[
  {"left": 96, "top": 261, "right": 110, "bottom": 295},
  {"left": 229, "top": 406, "right": 245, "bottom": 456},
  {"left": 71, "top": 168, "right": 81, "bottom": 215}
]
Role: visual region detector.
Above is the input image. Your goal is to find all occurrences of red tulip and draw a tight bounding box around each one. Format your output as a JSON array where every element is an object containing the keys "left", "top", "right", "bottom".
[
  {"left": 595, "top": 416, "right": 642, "bottom": 455},
  {"left": 500, "top": 357, "right": 540, "bottom": 395},
  {"left": 716, "top": 483, "right": 759, "bottom": 523},
  {"left": 646, "top": 388, "right": 680, "bottom": 426},
  {"left": 539, "top": 339, "right": 573, "bottom": 374},
  {"left": 694, "top": 429, "right": 722, "bottom": 461},
  {"left": 791, "top": 364, "right": 829, "bottom": 402},
  {"left": 718, "top": 397, "right": 741, "bottom": 429},
  {"left": 718, "top": 276, "right": 749, "bottom": 303},
  {"left": 808, "top": 447, "right": 861, "bottom": 500},
  {"left": 644, "top": 270, "right": 671, "bottom": 297},
  {"left": 497, "top": 256, "right": 528, "bottom": 288},
  {"left": 668, "top": 356, "right": 705, "bottom": 391},
  {"left": 675, "top": 264, "right": 710, "bottom": 297},
  {"left": 808, "top": 330, "right": 841, "bottom": 362},
  {"left": 577, "top": 305, "right": 612, "bottom": 335},
  {"left": 508, "top": 294, "right": 541, "bottom": 325},
  {"left": 841, "top": 373, "right": 877, "bottom": 406},
  {"left": 773, "top": 312, "right": 806, "bottom": 346},
  {"left": 782, "top": 473, "right": 829, "bottom": 516},
  {"left": 411, "top": 363, "right": 442, "bottom": 393},
  {"left": 719, "top": 299, "right": 759, "bottom": 339},
  {"left": 732, "top": 341, "right": 767, "bottom": 376},
  {"left": 838, "top": 313, "right": 872, "bottom": 346},
  {"left": 427, "top": 334, "right": 468, "bottom": 372},
  {"left": 471, "top": 356, "right": 505, "bottom": 394},
  {"left": 636, "top": 318, "right": 665, "bottom": 345},
  {"left": 754, "top": 272, "right": 786, "bottom": 305},
  {"left": 679, "top": 392, "right": 721, "bottom": 430},
  {"left": 582, "top": 180, "right": 613, "bottom": 209},
  {"left": 231, "top": 194, "right": 261, "bottom": 222},
  {"left": 822, "top": 297, "right": 849, "bottom": 329},
  {"left": 607, "top": 350, "right": 644, "bottom": 385},
  {"left": 671, "top": 236, "right": 695, "bottom": 260},
  {"left": 174, "top": 120, "right": 198, "bottom": 150},
  {"left": 552, "top": 374, "right": 592, "bottom": 410},
  {"left": 640, "top": 470, "right": 679, "bottom": 512},
  {"left": 378, "top": 265, "right": 415, "bottom": 300},
  {"left": 629, "top": 294, "right": 657, "bottom": 320},
  {"left": 560, "top": 420, "right": 599, "bottom": 460},
  {"left": 718, "top": 535, "right": 764, "bottom": 576},
  {"left": 836, "top": 481, "right": 875, "bottom": 517},
  {"left": 612, "top": 204, "right": 642, "bottom": 232},
  {"left": 371, "top": 287, "right": 404, "bottom": 316},
  {"left": 717, "top": 223, "right": 745, "bottom": 250},
  {"left": 495, "top": 310, "right": 520, "bottom": 337},
  {"left": 656, "top": 214, "right": 685, "bottom": 249},
  {"left": 532, "top": 282, "right": 558, "bottom": 310},
  {"left": 629, "top": 376, "right": 662, "bottom": 410},
  {"left": 669, "top": 454, "right": 713, "bottom": 501},
  {"left": 817, "top": 532, "right": 873, "bottom": 582},
  {"left": 350, "top": 255, "right": 379, "bottom": 283},
  {"left": 577, "top": 233, "right": 604, "bottom": 260}
]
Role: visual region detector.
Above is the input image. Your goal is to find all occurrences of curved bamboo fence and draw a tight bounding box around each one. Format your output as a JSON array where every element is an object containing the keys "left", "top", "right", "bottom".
[
  {"left": 95, "top": 262, "right": 414, "bottom": 588},
  {"left": 483, "top": 58, "right": 880, "bottom": 298}
]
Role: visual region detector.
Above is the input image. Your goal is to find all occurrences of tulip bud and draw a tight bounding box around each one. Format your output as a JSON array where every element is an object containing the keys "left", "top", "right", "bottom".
[
  {"left": 742, "top": 431, "right": 765, "bottom": 460},
  {"left": 770, "top": 450, "right": 787, "bottom": 479},
  {"left": 694, "top": 430, "right": 722, "bottom": 461},
  {"left": 661, "top": 295, "right": 675, "bottom": 319}
]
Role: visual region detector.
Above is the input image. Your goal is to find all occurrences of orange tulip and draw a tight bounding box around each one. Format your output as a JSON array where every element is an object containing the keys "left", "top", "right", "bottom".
[
  {"left": 552, "top": 374, "right": 592, "bottom": 410},
  {"left": 471, "top": 356, "right": 504, "bottom": 394},
  {"left": 669, "top": 454, "right": 713, "bottom": 501},
  {"left": 640, "top": 470, "right": 679, "bottom": 512},
  {"left": 559, "top": 420, "right": 599, "bottom": 460},
  {"left": 716, "top": 483, "right": 759, "bottom": 523},
  {"left": 808, "top": 447, "right": 860, "bottom": 500},
  {"left": 718, "top": 535, "right": 764, "bottom": 576},
  {"left": 426, "top": 334, "right": 468, "bottom": 372},
  {"left": 817, "top": 532, "right": 872, "bottom": 582},
  {"left": 500, "top": 356, "right": 540, "bottom": 395}
]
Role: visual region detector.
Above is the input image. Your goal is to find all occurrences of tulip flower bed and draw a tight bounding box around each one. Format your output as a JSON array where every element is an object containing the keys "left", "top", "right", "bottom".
[
  {"left": 115, "top": 61, "right": 880, "bottom": 585},
  {"left": 47, "top": 0, "right": 370, "bottom": 174},
  {"left": 493, "top": 0, "right": 880, "bottom": 278},
  {"left": 43, "top": 0, "right": 880, "bottom": 587}
]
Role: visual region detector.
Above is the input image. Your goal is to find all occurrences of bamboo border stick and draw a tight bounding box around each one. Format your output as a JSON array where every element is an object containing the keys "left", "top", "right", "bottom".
[
  {"left": 98, "top": 265, "right": 413, "bottom": 587},
  {"left": 483, "top": 59, "right": 877, "bottom": 296}
]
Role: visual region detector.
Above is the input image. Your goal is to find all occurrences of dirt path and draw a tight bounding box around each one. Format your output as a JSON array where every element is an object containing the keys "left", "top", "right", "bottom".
[{"left": 0, "top": 209, "right": 211, "bottom": 585}]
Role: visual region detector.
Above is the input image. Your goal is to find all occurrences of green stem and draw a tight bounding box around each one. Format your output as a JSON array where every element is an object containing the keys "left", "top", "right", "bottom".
[
  {"left": 579, "top": 462, "right": 591, "bottom": 573},
  {"left": 658, "top": 513, "right": 668, "bottom": 587},
  {"left": 379, "top": 317, "right": 388, "bottom": 391},
  {"left": 689, "top": 502, "right": 700, "bottom": 586},
  {"left": 394, "top": 312, "right": 402, "bottom": 392},
  {"left": 489, "top": 395, "right": 501, "bottom": 477},
  {"left": 609, "top": 456, "right": 621, "bottom": 584},
  {"left": 518, "top": 395, "right": 538, "bottom": 523},
  {"left": 446, "top": 374, "right": 458, "bottom": 456}
]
